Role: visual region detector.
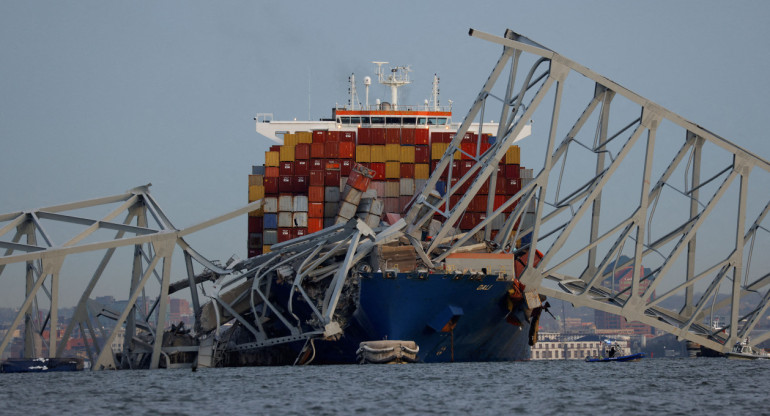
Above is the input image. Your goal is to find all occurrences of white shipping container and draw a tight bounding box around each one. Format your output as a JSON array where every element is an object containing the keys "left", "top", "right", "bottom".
[
  {"left": 278, "top": 212, "right": 293, "bottom": 228},
  {"left": 399, "top": 178, "right": 415, "bottom": 195},
  {"left": 338, "top": 201, "right": 358, "bottom": 220},
  {"left": 342, "top": 187, "right": 362, "bottom": 206},
  {"left": 325, "top": 186, "right": 341, "bottom": 202},
  {"left": 385, "top": 181, "right": 400, "bottom": 198},
  {"left": 264, "top": 197, "right": 278, "bottom": 213},
  {"left": 293, "top": 195, "right": 308, "bottom": 212},
  {"left": 263, "top": 230, "right": 278, "bottom": 245},
  {"left": 293, "top": 212, "right": 308, "bottom": 228},
  {"left": 365, "top": 213, "right": 381, "bottom": 229},
  {"left": 369, "top": 198, "right": 384, "bottom": 216},
  {"left": 362, "top": 189, "right": 378, "bottom": 199},
  {"left": 278, "top": 195, "right": 294, "bottom": 212}
]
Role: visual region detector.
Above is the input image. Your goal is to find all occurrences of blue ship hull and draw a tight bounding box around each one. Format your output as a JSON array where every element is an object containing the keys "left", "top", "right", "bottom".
[
  {"left": 1, "top": 357, "right": 84, "bottom": 373},
  {"left": 297, "top": 272, "right": 532, "bottom": 364}
]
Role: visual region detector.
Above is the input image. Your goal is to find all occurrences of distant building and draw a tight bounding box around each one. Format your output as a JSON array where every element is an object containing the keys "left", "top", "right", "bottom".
[
  {"left": 594, "top": 256, "right": 655, "bottom": 336},
  {"left": 531, "top": 332, "right": 631, "bottom": 360}
]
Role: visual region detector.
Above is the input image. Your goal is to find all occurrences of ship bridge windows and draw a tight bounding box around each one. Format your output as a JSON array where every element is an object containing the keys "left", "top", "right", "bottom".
[
  {"left": 418, "top": 117, "right": 428, "bottom": 125},
  {"left": 386, "top": 117, "right": 401, "bottom": 125},
  {"left": 427, "top": 117, "right": 448, "bottom": 125},
  {"left": 339, "top": 116, "right": 350, "bottom": 124},
  {"left": 360, "top": 116, "right": 370, "bottom": 124},
  {"left": 371, "top": 116, "right": 385, "bottom": 124},
  {"left": 402, "top": 117, "right": 416, "bottom": 125},
  {"left": 349, "top": 116, "right": 361, "bottom": 125}
]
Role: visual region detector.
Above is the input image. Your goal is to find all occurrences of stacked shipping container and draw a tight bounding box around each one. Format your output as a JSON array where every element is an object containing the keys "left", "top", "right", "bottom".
[{"left": 248, "top": 127, "right": 523, "bottom": 256}]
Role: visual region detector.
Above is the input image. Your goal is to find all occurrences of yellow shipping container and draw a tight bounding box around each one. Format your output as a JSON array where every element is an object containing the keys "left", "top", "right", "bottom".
[
  {"left": 385, "top": 161, "right": 401, "bottom": 179},
  {"left": 248, "top": 174, "right": 263, "bottom": 186},
  {"left": 370, "top": 145, "right": 386, "bottom": 163},
  {"left": 356, "top": 145, "right": 371, "bottom": 163},
  {"left": 283, "top": 133, "right": 299, "bottom": 147},
  {"left": 431, "top": 143, "right": 448, "bottom": 160},
  {"left": 415, "top": 163, "right": 430, "bottom": 179},
  {"left": 400, "top": 146, "right": 415, "bottom": 163},
  {"left": 384, "top": 144, "right": 400, "bottom": 162},
  {"left": 505, "top": 145, "right": 521, "bottom": 164},
  {"left": 279, "top": 145, "right": 295, "bottom": 162},
  {"left": 263, "top": 245, "right": 272, "bottom": 254},
  {"left": 297, "top": 131, "right": 313, "bottom": 144},
  {"left": 248, "top": 207, "right": 265, "bottom": 217},
  {"left": 265, "top": 151, "right": 280, "bottom": 167},
  {"left": 249, "top": 185, "right": 265, "bottom": 202}
]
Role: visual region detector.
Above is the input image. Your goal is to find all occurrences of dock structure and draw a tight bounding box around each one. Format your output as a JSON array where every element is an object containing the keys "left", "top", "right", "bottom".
[{"left": 1, "top": 28, "right": 769, "bottom": 369}]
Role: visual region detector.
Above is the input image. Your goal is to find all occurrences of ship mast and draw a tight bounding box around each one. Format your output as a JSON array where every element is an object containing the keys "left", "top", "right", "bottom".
[{"left": 373, "top": 61, "right": 411, "bottom": 110}]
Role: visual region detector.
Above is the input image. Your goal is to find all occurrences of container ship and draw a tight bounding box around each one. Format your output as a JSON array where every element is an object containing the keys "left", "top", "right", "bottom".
[{"left": 217, "top": 64, "right": 541, "bottom": 365}]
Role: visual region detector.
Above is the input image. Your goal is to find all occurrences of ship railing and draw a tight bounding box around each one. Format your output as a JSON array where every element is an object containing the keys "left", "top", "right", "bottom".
[
  {"left": 334, "top": 104, "right": 453, "bottom": 112},
  {"left": 254, "top": 113, "right": 274, "bottom": 123}
]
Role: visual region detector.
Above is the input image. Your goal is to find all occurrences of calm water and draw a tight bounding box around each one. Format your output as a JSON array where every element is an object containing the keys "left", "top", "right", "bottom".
[{"left": 0, "top": 358, "right": 768, "bottom": 415}]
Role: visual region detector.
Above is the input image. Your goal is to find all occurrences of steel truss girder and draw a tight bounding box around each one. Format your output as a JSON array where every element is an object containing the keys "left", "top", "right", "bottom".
[
  {"left": 0, "top": 185, "right": 265, "bottom": 369},
  {"left": 405, "top": 28, "right": 770, "bottom": 354}
]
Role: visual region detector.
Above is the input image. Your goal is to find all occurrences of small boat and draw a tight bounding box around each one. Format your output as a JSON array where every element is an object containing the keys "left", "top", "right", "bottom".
[
  {"left": 585, "top": 340, "right": 644, "bottom": 362},
  {"left": 725, "top": 339, "right": 770, "bottom": 360},
  {"left": 585, "top": 352, "right": 645, "bottom": 362}
]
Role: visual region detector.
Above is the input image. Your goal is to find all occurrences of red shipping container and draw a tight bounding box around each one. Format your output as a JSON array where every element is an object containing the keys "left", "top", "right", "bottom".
[
  {"left": 341, "top": 131, "right": 356, "bottom": 142},
  {"left": 248, "top": 217, "right": 264, "bottom": 233},
  {"left": 357, "top": 128, "right": 371, "bottom": 145},
  {"left": 458, "top": 160, "right": 474, "bottom": 177},
  {"left": 415, "top": 129, "right": 429, "bottom": 145},
  {"left": 293, "top": 228, "right": 308, "bottom": 239},
  {"left": 346, "top": 170, "right": 371, "bottom": 192},
  {"left": 479, "top": 178, "right": 489, "bottom": 195},
  {"left": 325, "top": 159, "right": 341, "bottom": 170},
  {"left": 308, "top": 217, "right": 324, "bottom": 234},
  {"left": 310, "top": 159, "right": 325, "bottom": 171},
  {"left": 431, "top": 161, "right": 448, "bottom": 179},
  {"left": 399, "top": 195, "right": 412, "bottom": 212},
  {"left": 494, "top": 194, "right": 507, "bottom": 211},
  {"left": 400, "top": 163, "right": 415, "bottom": 178},
  {"left": 460, "top": 213, "right": 478, "bottom": 230},
  {"left": 279, "top": 161, "right": 294, "bottom": 176},
  {"left": 496, "top": 176, "right": 507, "bottom": 193},
  {"left": 308, "top": 186, "right": 325, "bottom": 202},
  {"left": 309, "top": 202, "right": 324, "bottom": 217},
  {"left": 341, "top": 159, "right": 353, "bottom": 176},
  {"left": 278, "top": 228, "right": 293, "bottom": 243},
  {"left": 370, "top": 128, "right": 386, "bottom": 145},
  {"left": 265, "top": 166, "right": 279, "bottom": 178},
  {"left": 339, "top": 142, "right": 355, "bottom": 159},
  {"left": 263, "top": 177, "right": 279, "bottom": 194},
  {"left": 326, "top": 131, "right": 341, "bottom": 142},
  {"left": 313, "top": 130, "right": 326, "bottom": 143},
  {"left": 505, "top": 164, "right": 521, "bottom": 179},
  {"left": 293, "top": 175, "right": 309, "bottom": 193},
  {"left": 471, "top": 194, "right": 487, "bottom": 212},
  {"left": 295, "top": 160, "right": 309, "bottom": 176},
  {"left": 270, "top": 145, "right": 281, "bottom": 152},
  {"left": 325, "top": 169, "right": 341, "bottom": 187},
  {"left": 385, "top": 128, "right": 401, "bottom": 144},
  {"left": 279, "top": 175, "right": 293, "bottom": 193},
  {"left": 461, "top": 142, "right": 477, "bottom": 159},
  {"left": 311, "top": 142, "right": 325, "bottom": 159},
  {"left": 324, "top": 141, "right": 339, "bottom": 158},
  {"left": 309, "top": 170, "right": 325, "bottom": 186},
  {"left": 370, "top": 162, "right": 386, "bottom": 180},
  {"left": 401, "top": 128, "right": 415, "bottom": 145},
  {"left": 295, "top": 143, "right": 310, "bottom": 160},
  {"left": 462, "top": 132, "right": 477, "bottom": 143},
  {"left": 415, "top": 145, "right": 430, "bottom": 163}
]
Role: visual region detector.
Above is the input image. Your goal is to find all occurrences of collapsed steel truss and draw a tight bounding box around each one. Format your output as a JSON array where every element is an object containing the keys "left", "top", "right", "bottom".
[
  {"left": 1, "top": 29, "right": 769, "bottom": 369},
  {"left": 407, "top": 29, "right": 770, "bottom": 353}
]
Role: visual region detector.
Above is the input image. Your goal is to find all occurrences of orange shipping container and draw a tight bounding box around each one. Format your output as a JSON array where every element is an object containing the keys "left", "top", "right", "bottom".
[
  {"left": 308, "top": 186, "right": 325, "bottom": 202},
  {"left": 384, "top": 144, "right": 401, "bottom": 161},
  {"left": 339, "top": 141, "right": 355, "bottom": 159},
  {"left": 265, "top": 151, "right": 280, "bottom": 167},
  {"left": 355, "top": 145, "right": 371, "bottom": 163},
  {"left": 307, "top": 217, "right": 324, "bottom": 234},
  {"left": 385, "top": 161, "right": 401, "bottom": 179},
  {"left": 370, "top": 145, "right": 386, "bottom": 163}
]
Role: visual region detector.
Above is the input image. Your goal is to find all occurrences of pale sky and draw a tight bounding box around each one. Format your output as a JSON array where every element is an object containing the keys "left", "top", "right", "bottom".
[{"left": 1, "top": 1, "right": 769, "bottom": 307}]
